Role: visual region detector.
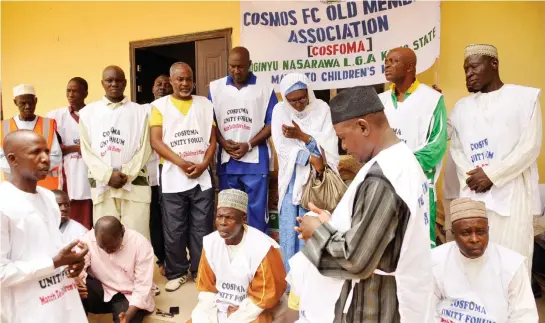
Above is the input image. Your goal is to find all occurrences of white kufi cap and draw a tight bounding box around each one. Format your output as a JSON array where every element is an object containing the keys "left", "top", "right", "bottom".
[
  {"left": 218, "top": 189, "right": 248, "bottom": 214},
  {"left": 464, "top": 44, "right": 498, "bottom": 59},
  {"left": 451, "top": 198, "right": 488, "bottom": 223},
  {"left": 13, "top": 84, "right": 36, "bottom": 98}
]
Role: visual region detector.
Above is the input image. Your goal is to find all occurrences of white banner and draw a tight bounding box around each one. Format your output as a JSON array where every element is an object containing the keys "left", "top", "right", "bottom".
[{"left": 240, "top": 0, "right": 441, "bottom": 91}]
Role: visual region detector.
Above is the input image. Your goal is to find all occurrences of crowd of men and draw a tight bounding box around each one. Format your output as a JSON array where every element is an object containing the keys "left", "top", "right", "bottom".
[{"left": 0, "top": 42, "right": 542, "bottom": 323}]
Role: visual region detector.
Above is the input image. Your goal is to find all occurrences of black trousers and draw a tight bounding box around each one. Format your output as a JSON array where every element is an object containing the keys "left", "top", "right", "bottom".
[
  {"left": 82, "top": 276, "right": 149, "bottom": 323},
  {"left": 162, "top": 184, "right": 215, "bottom": 280},
  {"left": 149, "top": 184, "right": 165, "bottom": 266}
]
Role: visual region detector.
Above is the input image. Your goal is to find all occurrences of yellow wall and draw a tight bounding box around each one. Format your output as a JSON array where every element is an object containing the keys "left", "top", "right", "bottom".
[
  {"left": 1, "top": 1, "right": 241, "bottom": 117},
  {"left": 2, "top": 1, "right": 545, "bottom": 176}
]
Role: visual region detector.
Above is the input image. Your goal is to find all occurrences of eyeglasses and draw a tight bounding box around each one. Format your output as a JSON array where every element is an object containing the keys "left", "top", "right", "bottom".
[
  {"left": 287, "top": 97, "right": 308, "bottom": 105},
  {"left": 156, "top": 308, "right": 174, "bottom": 318}
]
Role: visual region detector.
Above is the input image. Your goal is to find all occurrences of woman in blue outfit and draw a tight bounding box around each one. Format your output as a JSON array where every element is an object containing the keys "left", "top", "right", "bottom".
[{"left": 271, "top": 73, "right": 340, "bottom": 273}]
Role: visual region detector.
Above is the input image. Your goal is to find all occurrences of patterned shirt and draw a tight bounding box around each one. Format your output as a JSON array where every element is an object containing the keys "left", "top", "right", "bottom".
[{"left": 302, "top": 163, "right": 410, "bottom": 323}]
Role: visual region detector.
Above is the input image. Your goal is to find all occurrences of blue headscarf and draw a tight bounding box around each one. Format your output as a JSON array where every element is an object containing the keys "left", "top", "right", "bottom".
[{"left": 285, "top": 81, "right": 307, "bottom": 96}]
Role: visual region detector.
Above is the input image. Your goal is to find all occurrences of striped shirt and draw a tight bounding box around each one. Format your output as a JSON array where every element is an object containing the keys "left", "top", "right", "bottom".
[{"left": 302, "top": 163, "right": 410, "bottom": 323}]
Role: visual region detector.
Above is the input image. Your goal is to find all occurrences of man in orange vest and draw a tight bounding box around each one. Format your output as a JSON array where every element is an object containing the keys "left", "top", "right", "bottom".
[{"left": 0, "top": 84, "right": 62, "bottom": 190}]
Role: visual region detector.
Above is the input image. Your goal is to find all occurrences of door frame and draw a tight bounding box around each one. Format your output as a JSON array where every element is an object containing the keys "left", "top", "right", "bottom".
[{"left": 128, "top": 28, "right": 232, "bottom": 102}]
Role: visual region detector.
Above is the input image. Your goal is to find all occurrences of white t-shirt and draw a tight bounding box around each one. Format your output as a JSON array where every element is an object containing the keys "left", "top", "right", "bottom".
[{"left": 60, "top": 219, "right": 89, "bottom": 244}]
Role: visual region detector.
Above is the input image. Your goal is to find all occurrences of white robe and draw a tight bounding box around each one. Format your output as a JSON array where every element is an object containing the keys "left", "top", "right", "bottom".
[
  {"left": 47, "top": 107, "right": 92, "bottom": 200},
  {"left": 0, "top": 182, "right": 87, "bottom": 323},
  {"left": 271, "top": 73, "right": 340, "bottom": 211},
  {"left": 449, "top": 85, "right": 542, "bottom": 275},
  {"left": 432, "top": 242, "right": 538, "bottom": 323}
]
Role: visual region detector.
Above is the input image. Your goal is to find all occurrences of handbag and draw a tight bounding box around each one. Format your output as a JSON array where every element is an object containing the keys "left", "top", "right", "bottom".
[{"left": 301, "top": 148, "right": 347, "bottom": 212}]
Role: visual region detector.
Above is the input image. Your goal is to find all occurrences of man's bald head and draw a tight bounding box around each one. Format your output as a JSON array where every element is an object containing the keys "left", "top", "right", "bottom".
[
  {"left": 102, "top": 65, "right": 125, "bottom": 80},
  {"left": 3, "top": 130, "right": 50, "bottom": 183},
  {"left": 228, "top": 47, "right": 252, "bottom": 85},
  {"left": 95, "top": 216, "right": 123, "bottom": 235},
  {"left": 94, "top": 216, "right": 125, "bottom": 254},
  {"left": 229, "top": 47, "right": 250, "bottom": 61},
  {"left": 385, "top": 47, "right": 417, "bottom": 84},
  {"left": 101, "top": 65, "right": 126, "bottom": 100}
]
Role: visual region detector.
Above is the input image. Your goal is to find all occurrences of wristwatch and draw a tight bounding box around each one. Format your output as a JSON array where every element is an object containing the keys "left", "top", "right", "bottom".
[{"left": 248, "top": 142, "right": 253, "bottom": 152}]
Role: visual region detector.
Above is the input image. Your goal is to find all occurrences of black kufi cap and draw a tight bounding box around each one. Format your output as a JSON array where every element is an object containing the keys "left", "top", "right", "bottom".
[{"left": 330, "top": 86, "right": 384, "bottom": 124}]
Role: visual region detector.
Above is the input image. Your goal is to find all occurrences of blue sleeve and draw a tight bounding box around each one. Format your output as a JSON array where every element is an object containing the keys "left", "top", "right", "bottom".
[
  {"left": 264, "top": 90, "right": 278, "bottom": 125},
  {"left": 295, "top": 150, "right": 311, "bottom": 166},
  {"left": 306, "top": 137, "right": 321, "bottom": 157},
  {"left": 207, "top": 91, "right": 212, "bottom": 102},
  {"left": 294, "top": 137, "right": 321, "bottom": 166}
]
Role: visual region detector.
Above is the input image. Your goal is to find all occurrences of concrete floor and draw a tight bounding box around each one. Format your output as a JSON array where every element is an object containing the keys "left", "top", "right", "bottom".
[
  {"left": 88, "top": 265, "right": 545, "bottom": 323},
  {"left": 88, "top": 266, "right": 198, "bottom": 323}
]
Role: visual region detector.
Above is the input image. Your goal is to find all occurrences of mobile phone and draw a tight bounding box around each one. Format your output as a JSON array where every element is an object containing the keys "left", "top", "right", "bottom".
[{"left": 170, "top": 306, "right": 180, "bottom": 315}]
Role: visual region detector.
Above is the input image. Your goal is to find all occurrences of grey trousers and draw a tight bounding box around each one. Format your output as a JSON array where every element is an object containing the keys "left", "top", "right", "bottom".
[{"left": 162, "top": 184, "right": 215, "bottom": 280}]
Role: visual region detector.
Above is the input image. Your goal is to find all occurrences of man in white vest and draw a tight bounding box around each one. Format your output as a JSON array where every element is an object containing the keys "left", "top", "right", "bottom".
[
  {"left": 79, "top": 65, "right": 152, "bottom": 239},
  {"left": 208, "top": 46, "right": 278, "bottom": 233},
  {"left": 432, "top": 197, "right": 538, "bottom": 322},
  {"left": 150, "top": 62, "right": 216, "bottom": 292},
  {"left": 143, "top": 74, "right": 172, "bottom": 276},
  {"left": 379, "top": 47, "right": 448, "bottom": 247},
  {"left": 48, "top": 77, "right": 93, "bottom": 229},
  {"left": 0, "top": 130, "right": 88, "bottom": 323},
  {"left": 289, "top": 86, "right": 433, "bottom": 323},
  {"left": 191, "top": 189, "right": 287, "bottom": 322},
  {"left": 448, "top": 44, "right": 542, "bottom": 277}
]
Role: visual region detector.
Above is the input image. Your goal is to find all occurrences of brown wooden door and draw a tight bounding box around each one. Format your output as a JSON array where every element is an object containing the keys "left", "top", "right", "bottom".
[{"left": 195, "top": 37, "right": 228, "bottom": 96}]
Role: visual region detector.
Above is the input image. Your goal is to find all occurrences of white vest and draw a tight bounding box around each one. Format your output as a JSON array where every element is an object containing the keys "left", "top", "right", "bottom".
[
  {"left": 152, "top": 95, "right": 214, "bottom": 194},
  {"left": 79, "top": 99, "right": 148, "bottom": 195},
  {"left": 380, "top": 84, "right": 442, "bottom": 184},
  {"left": 210, "top": 76, "right": 272, "bottom": 165},
  {"left": 48, "top": 107, "right": 91, "bottom": 200},
  {"left": 142, "top": 104, "right": 160, "bottom": 187},
  {"left": 432, "top": 242, "right": 523, "bottom": 323},
  {"left": 203, "top": 226, "right": 279, "bottom": 321},
  {"left": 449, "top": 85, "right": 541, "bottom": 216},
  {"left": 289, "top": 142, "right": 433, "bottom": 323},
  {"left": 0, "top": 182, "right": 87, "bottom": 323}
]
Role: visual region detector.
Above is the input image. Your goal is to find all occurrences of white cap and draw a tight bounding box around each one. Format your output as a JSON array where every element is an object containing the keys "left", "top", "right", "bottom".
[
  {"left": 451, "top": 197, "right": 488, "bottom": 223},
  {"left": 13, "top": 84, "right": 36, "bottom": 98},
  {"left": 218, "top": 189, "right": 248, "bottom": 214},
  {"left": 464, "top": 44, "right": 498, "bottom": 60}
]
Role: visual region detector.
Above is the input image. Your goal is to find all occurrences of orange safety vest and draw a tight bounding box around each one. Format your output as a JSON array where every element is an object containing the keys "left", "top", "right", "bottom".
[{"left": 0, "top": 116, "right": 60, "bottom": 190}]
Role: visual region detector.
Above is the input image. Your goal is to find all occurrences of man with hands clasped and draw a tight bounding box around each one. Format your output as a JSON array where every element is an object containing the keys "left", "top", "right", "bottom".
[{"left": 150, "top": 62, "right": 216, "bottom": 292}]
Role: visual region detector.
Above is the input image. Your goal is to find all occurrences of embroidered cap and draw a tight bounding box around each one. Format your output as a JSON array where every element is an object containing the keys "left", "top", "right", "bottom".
[
  {"left": 13, "top": 84, "right": 36, "bottom": 98},
  {"left": 464, "top": 44, "right": 498, "bottom": 60},
  {"left": 450, "top": 197, "right": 488, "bottom": 223},
  {"left": 218, "top": 189, "right": 248, "bottom": 214}
]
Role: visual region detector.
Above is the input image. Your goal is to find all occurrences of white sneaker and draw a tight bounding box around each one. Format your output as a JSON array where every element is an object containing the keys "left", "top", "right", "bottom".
[
  {"left": 165, "top": 275, "right": 188, "bottom": 292},
  {"left": 153, "top": 283, "right": 161, "bottom": 296}
]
